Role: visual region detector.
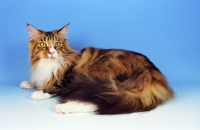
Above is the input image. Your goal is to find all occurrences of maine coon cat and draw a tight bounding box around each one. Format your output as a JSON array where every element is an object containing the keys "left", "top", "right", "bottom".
[{"left": 20, "top": 24, "right": 174, "bottom": 114}]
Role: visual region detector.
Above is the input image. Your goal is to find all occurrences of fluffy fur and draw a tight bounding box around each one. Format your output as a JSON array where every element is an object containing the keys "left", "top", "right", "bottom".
[{"left": 21, "top": 24, "right": 174, "bottom": 114}]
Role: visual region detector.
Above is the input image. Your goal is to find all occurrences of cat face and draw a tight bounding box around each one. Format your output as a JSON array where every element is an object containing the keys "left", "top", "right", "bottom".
[{"left": 27, "top": 24, "right": 70, "bottom": 63}]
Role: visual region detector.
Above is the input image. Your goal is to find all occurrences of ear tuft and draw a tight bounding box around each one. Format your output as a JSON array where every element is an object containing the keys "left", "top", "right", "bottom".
[
  {"left": 27, "top": 24, "right": 39, "bottom": 39},
  {"left": 58, "top": 23, "right": 69, "bottom": 37}
]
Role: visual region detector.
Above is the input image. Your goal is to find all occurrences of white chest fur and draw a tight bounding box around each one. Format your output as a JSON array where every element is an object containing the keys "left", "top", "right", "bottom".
[{"left": 30, "top": 58, "right": 65, "bottom": 89}]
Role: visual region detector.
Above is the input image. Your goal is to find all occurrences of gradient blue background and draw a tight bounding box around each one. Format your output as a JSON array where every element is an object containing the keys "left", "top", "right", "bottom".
[
  {"left": 0, "top": 0, "right": 200, "bottom": 87},
  {"left": 0, "top": 1, "right": 200, "bottom": 130}
]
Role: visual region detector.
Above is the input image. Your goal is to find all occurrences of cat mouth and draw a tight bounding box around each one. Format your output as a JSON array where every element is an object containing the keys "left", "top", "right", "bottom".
[
  {"left": 48, "top": 53, "right": 58, "bottom": 58},
  {"left": 48, "top": 55, "right": 57, "bottom": 58}
]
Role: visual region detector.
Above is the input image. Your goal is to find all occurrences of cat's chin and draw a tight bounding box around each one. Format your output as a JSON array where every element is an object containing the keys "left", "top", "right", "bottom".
[
  {"left": 48, "top": 56, "right": 58, "bottom": 59},
  {"left": 48, "top": 57, "right": 57, "bottom": 59},
  {"left": 47, "top": 56, "right": 58, "bottom": 59}
]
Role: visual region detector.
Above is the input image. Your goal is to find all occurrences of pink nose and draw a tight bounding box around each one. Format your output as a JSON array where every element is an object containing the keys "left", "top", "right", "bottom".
[{"left": 49, "top": 51, "right": 55, "bottom": 55}]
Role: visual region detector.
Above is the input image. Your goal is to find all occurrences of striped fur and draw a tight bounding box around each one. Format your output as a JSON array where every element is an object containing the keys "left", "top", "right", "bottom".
[{"left": 26, "top": 24, "right": 174, "bottom": 114}]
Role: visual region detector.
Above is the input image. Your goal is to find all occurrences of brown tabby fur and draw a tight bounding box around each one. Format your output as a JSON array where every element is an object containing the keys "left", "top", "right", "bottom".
[{"left": 28, "top": 24, "right": 174, "bottom": 114}]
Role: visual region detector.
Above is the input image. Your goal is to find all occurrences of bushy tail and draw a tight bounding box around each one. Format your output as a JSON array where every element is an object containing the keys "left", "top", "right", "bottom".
[
  {"left": 58, "top": 78, "right": 173, "bottom": 114},
  {"left": 58, "top": 81, "right": 122, "bottom": 114}
]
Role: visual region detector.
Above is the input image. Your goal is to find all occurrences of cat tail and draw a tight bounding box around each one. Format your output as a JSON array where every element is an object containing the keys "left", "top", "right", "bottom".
[
  {"left": 58, "top": 79, "right": 172, "bottom": 114},
  {"left": 58, "top": 80, "right": 128, "bottom": 114}
]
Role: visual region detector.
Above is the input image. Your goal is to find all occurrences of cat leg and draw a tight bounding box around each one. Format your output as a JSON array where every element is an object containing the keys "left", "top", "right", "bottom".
[
  {"left": 55, "top": 101, "right": 98, "bottom": 114},
  {"left": 20, "top": 81, "right": 33, "bottom": 89},
  {"left": 31, "top": 91, "right": 55, "bottom": 100}
]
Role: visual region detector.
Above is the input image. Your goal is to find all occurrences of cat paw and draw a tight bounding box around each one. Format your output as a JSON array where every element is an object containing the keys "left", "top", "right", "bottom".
[
  {"left": 20, "top": 81, "right": 33, "bottom": 89},
  {"left": 55, "top": 102, "right": 77, "bottom": 114},
  {"left": 31, "top": 91, "right": 52, "bottom": 100},
  {"left": 55, "top": 103, "right": 73, "bottom": 114},
  {"left": 55, "top": 101, "right": 97, "bottom": 114}
]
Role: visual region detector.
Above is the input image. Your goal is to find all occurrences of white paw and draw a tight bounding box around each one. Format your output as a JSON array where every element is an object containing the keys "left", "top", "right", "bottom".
[
  {"left": 55, "top": 104, "right": 72, "bottom": 114},
  {"left": 55, "top": 101, "right": 97, "bottom": 114},
  {"left": 20, "top": 81, "right": 33, "bottom": 89},
  {"left": 31, "top": 91, "right": 53, "bottom": 100}
]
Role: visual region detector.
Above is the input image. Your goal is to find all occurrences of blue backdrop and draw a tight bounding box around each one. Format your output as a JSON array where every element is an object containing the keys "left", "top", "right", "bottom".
[{"left": 0, "top": 0, "right": 200, "bottom": 89}]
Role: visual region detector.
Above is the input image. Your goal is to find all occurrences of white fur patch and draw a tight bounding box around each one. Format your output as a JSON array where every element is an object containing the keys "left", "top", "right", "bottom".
[
  {"left": 55, "top": 101, "right": 98, "bottom": 114},
  {"left": 30, "top": 57, "right": 65, "bottom": 89},
  {"left": 31, "top": 91, "right": 54, "bottom": 100},
  {"left": 20, "top": 81, "right": 33, "bottom": 89}
]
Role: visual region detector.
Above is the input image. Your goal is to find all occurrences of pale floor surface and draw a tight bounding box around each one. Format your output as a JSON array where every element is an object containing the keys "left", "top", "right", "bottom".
[{"left": 0, "top": 86, "right": 200, "bottom": 130}]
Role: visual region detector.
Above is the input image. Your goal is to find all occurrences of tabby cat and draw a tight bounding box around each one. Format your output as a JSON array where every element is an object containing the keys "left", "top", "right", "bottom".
[{"left": 20, "top": 24, "right": 174, "bottom": 114}]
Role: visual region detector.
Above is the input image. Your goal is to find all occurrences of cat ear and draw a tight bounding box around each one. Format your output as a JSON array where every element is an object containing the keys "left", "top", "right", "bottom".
[
  {"left": 27, "top": 24, "right": 39, "bottom": 39},
  {"left": 58, "top": 23, "right": 69, "bottom": 37}
]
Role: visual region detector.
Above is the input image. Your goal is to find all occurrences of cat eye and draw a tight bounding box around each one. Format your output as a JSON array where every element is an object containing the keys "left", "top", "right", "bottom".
[
  {"left": 39, "top": 42, "right": 47, "bottom": 48},
  {"left": 55, "top": 42, "right": 61, "bottom": 47}
]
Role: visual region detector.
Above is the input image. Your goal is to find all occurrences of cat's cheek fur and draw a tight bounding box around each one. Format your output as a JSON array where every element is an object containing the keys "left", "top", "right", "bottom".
[
  {"left": 55, "top": 101, "right": 98, "bottom": 114},
  {"left": 31, "top": 91, "right": 54, "bottom": 100},
  {"left": 20, "top": 81, "right": 33, "bottom": 89}
]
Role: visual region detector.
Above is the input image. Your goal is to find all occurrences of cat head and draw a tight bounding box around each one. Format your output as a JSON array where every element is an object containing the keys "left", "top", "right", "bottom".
[{"left": 27, "top": 24, "right": 75, "bottom": 64}]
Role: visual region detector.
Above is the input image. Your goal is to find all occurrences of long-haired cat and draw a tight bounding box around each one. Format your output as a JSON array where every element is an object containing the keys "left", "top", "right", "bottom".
[{"left": 20, "top": 24, "right": 174, "bottom": 114}]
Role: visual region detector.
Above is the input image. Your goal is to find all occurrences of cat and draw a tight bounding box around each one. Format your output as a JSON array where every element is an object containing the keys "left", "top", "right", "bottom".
[{"left": 20, "top": 24, "right": 174, "bottom": 114}]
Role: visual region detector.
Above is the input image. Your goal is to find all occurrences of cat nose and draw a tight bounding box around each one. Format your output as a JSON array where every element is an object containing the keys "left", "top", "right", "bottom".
[{"left": 49, "top": 51, "right": 55, "bottom": 55}]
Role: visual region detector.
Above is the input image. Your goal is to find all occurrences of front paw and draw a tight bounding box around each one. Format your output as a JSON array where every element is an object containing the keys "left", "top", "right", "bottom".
[
  {"left": 31, "top": 91, "right": 52, "bottom": 100},
  {"left": 20, "top": 81, "right": 33, "bottom": 89}
]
